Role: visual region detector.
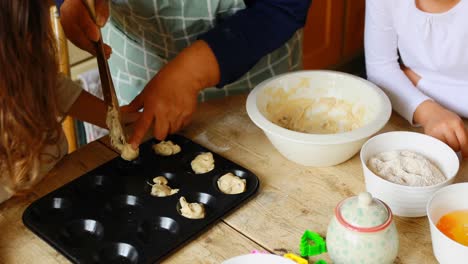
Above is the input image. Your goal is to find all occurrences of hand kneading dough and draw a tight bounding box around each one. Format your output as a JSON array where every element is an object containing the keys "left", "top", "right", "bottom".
[
  {"left": 191, "top": 152, "right": 215, "bottom": 174},
  {"left": 150, "top": 176, "right": 179, "bottom": 197},
  {"left": 179, "top": 197, "right": 205, "bottom": 219},
  {"left": 217, "top": 173, "right": 246, "bottom": 194},
  {"left": 153, "top": 141, "right": 181, "bottom": 156},
  {"left": 106, "top": 106, "right": 139, "bottom": 161}
]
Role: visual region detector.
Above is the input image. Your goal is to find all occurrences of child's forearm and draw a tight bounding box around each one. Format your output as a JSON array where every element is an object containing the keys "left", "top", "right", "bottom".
[{"left": 68, "top": 90, "right": 107, "bottom": 128}]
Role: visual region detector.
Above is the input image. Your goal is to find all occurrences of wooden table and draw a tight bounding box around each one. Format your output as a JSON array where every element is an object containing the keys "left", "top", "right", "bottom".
[{"left": 1, "top": 95, "right": 466, "bottom": 264}]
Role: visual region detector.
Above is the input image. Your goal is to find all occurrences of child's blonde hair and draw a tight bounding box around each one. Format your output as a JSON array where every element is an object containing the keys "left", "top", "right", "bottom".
[{"left": 0, "top": 1, "right": 61, "bottom": 193}]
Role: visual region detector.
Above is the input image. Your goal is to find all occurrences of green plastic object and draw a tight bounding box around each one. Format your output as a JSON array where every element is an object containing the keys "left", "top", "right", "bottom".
[
  {"left": 299, "top": 230, "right": 327, "bottom": 257},
  {"left": 315, "top": 260, "right": 328, "bottom": 264}
]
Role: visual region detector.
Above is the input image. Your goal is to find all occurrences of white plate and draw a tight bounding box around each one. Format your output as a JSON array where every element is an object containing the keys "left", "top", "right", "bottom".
[{"left": 222, "top": 254, "right": 296, "bottom": 264}]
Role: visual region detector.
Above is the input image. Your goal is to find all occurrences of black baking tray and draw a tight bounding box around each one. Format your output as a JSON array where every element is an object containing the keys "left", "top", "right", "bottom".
[{"left": 22, "top": 134, "right": 259, "bottom": 264}]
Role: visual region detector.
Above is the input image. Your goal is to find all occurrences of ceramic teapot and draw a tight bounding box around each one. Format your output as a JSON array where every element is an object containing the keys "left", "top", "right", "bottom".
[{"left": 326, "top": 192, "right": 399, "bottom": 264}]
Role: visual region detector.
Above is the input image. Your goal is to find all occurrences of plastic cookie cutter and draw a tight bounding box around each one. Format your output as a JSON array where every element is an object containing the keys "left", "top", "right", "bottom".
[
  {"left": 283, "top": 253, "right": 308, "bottom": 264},
  {"left": 299, "top": 230, "right": 327, "bottom": 257},
  {"left": 315, "top": 260, "right": 328, "bottom": 264}
]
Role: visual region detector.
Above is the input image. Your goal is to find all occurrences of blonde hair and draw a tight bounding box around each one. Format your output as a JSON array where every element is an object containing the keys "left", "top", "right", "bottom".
[{"left": 0, "top": 1, "right": 61, "bottom": 192}]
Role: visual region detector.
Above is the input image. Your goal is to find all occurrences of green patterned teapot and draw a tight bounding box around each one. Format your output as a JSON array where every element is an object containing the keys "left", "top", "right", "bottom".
[{"left": 326, "top": 192, "right": 399, "bottom": 264}]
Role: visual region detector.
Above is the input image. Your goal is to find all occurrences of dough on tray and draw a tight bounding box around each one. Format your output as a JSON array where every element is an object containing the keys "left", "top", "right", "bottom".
[
  {"left": 217, "top": 173, "right": 246, "bottom": 194},
  {"left": 106, "top": 106, "right": 139, "bottom": 161},
  {"left": 152, "top": 140, "right": 181, "bottom": 156},
  {"left": 179, "top": 196, "right": 205, "bottom": 219},
  {"left": 121, "top": 144, "right": 139, "bottom": 161},
  {"left": 191, "top": 152, "right": 215, "bottom": 174},
  {"left": 150, "top": 176, "right": 179, "bottom": 197}
]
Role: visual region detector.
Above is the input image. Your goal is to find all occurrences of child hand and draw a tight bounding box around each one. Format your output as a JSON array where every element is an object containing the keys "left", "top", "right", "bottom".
[
  {"left": 414, "top": 100, "right": 468, "bottom": 157},
  {"left": 60, "top": 0, "right": 112, "bottom": 58}
]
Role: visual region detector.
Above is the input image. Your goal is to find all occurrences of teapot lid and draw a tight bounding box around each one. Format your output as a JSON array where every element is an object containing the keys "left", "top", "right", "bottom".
[{"left": 335, "top": 192, "right": 393, "bottom": 232}]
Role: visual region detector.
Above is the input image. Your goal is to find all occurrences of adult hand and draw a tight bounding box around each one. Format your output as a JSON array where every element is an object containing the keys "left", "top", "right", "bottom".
[
  {"left": 120, "top": 106, "right": 141, "bottom": 126},
  {"left": 60, "top": 0, "right": 112, "bottom": 58},
  {"left": 121, "top": 41, "right": 220, "bottom": 148},
  {"left": 414, "top": 100, "right": 468, "bottom": 157},
  {"left": 121, "top": 69, "right": 200, "bottom": 145}
]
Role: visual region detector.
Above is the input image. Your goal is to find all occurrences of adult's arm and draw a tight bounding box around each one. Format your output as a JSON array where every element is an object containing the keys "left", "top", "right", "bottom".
[
  {"left": 365, "top": 0, "right": 430, "bottom": 124},
  {"left": 200, "top": 0, "right": 311, "bottom": 87},
  {"left": 57, "top": 0, "right": 311, "bottom": 86}
]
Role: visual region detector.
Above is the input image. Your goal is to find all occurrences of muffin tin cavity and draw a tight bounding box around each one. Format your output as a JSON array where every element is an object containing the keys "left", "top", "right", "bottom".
[
  {"left": 94, "top": 242, "right": 139, "bottom": 264},
  {"left": 184, "top": 152, "right": 218, "bottom": 175},
  {"left": 78, "top": 174, "right": 112, "bottom": 192},
  {"left": 176, "top": 192, "right": 217, "bottom": 219},
  {"left": 137, "top": 217, "right": 180, "bottom": 244},
  {"left": 117, "top": 156, "right": 143, "bottom": 170},
  {"left": 29, "top": 197, "right": 72, "bottom": 222},
  {"left": 145, "top": 172, "right": 178, "bottom": 186},
  {"left": 49, "top": 197, "right": 72, "bottom": 210},
  {"left": 23, "top": 134, "right": 259, "bottom": 263},
  {"left": 60, "top": 219, "right": 104, "bottom": 247},
  {"left": 144, "top": 171, "right": 181, "bottom": 198},
  {"left": 213, "top": 169, "right": 253, "bottom": 195},
  {"left": 106, "top": 195, "right": 143, "bottom": 220}
]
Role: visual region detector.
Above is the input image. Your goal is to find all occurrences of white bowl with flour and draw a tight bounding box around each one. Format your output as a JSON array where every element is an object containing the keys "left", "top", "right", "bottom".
[
  {"left": 246, "top": 70, "right": 391, "bottom": 167},
  {"left": 361, "top": 132, "right": 460, "bottom": 217}
]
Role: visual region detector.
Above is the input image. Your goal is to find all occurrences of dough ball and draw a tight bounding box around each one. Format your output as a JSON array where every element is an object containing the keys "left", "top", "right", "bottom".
[
  {"left": 153, "top": 141, "right": 181, "bottom": 156},
  {"left": 191, "top": 152, "right": 215, "bottom": 174},
  {"left": 150, "top": 176, "right": 179, "bottom": 197},
  {"left": 179, "top": 196, "right": 205, "bottom": 219},
  {"left": 217, "top": 173, "right": 246, "bottom": 194},
  {"left": 153, "top": 176, "right": 168, "bottom": 185},
  {"left": 151, "top": 184, "right": 179, "bottom": 197},
  {"left": 121, "top": 143, "right": 139, "bottom": 161}
]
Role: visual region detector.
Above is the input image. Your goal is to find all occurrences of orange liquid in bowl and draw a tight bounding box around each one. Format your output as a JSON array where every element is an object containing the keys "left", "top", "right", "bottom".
[{"left": 436, "top": 210, "right": 468, "bottom": 246}]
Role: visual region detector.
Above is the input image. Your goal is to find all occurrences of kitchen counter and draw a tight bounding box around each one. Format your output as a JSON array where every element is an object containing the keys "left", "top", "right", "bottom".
[{"left": 1, "top": 94, "right": 466, "bottom": 264}]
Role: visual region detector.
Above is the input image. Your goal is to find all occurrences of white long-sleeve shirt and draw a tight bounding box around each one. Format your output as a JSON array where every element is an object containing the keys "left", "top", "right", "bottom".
[{"left": 365, "top": 0, "right": 468, "bottom": 124}]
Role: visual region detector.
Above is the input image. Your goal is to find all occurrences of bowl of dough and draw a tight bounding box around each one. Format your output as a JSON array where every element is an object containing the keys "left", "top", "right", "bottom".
[
  {"left": 360, "top": 131, "right": 460, "bottom": 217},
  {"left": 246, "top": 70, "right": 392, "bottom": 167}
]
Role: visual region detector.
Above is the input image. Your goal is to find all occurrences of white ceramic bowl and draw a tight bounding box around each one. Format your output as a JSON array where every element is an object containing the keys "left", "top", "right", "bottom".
[
  {"left": 427, "top": 183, "right": 468, "bottom": 264},
  {"left": 246, "top": 70, "right": 391, "bottom": 167},
  {"left": 360, "top": 132, "right": 460, "bottom": 217}
]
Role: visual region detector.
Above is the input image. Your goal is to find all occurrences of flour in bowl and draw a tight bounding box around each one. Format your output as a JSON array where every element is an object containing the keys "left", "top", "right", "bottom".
[{"left": 367, "top": 150, "right": 446, "bottom": 187}]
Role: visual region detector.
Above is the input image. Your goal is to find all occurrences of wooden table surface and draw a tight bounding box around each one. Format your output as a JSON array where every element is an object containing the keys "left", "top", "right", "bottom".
[{"left": 1, "top": 95, "right": 466, "bottom": 264}]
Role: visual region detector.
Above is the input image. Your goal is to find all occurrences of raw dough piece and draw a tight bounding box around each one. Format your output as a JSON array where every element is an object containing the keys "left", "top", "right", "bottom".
[
  {"left": 121, "top": 144, "right": 139, "bottom": 161},
  {"left": 191, "top": 152, "right": 215, "bottom": 174},
  {"left": 367, "top": 150, "right": 446, "bottom": 187},
  {"left": 179, "top": 196, "right": 205, "bottom": 219},
  {"left": 217, "top": 173, "right": 246, "bottom": 194},
  {"left": 106, "top": 106, "right": 139, "bottom": 161},
  {"left": 266, "top": 97, "right": 365, "bottom": 134},
  {"left": 150, "top": 176, "right": 179, "bottom": 197},
  {"left": 153, "top": 141, "right": 181, "bottom": 156}
]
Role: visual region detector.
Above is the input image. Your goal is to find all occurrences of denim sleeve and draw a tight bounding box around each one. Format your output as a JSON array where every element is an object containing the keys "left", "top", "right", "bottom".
[{"left": 199, "top": 0, "right": 312, "bottom": 87}]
